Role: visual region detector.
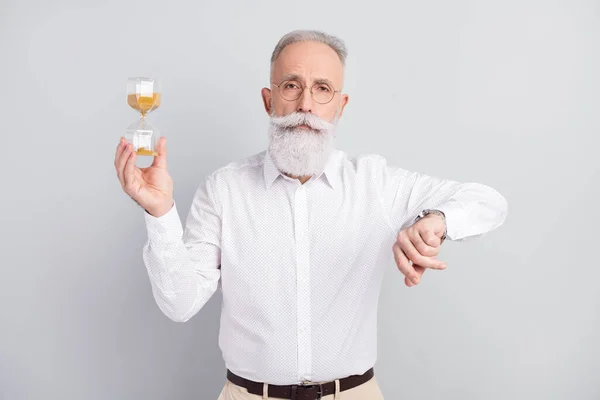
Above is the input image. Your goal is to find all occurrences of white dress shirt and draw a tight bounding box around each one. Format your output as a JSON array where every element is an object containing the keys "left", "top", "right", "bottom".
[{"left": 142, "top": 148, "right": 507, "bottom": 385}]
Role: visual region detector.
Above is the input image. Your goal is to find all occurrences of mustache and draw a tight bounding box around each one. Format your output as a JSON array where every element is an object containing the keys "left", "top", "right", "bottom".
[{"left": 270, "top": 111, "right": 333, "bottom": 132}]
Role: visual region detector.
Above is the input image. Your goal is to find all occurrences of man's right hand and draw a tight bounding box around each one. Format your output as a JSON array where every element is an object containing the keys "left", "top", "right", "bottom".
[{"left": 114, "top": 136, "right": 174, "bottom": 217}]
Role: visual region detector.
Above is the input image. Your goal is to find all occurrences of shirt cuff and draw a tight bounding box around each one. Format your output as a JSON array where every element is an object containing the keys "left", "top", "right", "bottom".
[
  {"left": 435, "top": 202, "right": 467, "bottom": 241},
  {"left": 144, "top": 201, "right": 184, "bottom": 243}
]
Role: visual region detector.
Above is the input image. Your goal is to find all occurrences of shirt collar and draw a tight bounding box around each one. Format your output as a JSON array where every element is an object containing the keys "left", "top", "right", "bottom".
[{"left": 263, "top": 148, "right": 342, "bottom": 190}]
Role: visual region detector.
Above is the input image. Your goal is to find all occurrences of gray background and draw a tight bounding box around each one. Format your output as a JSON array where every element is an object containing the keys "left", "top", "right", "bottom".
[{"left": 1, "top": 0, "right": 598, "bottom": 399}]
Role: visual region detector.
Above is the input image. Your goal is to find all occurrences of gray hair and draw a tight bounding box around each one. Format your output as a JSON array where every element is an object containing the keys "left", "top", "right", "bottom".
[{"left": 270, "top": 30, "right": 348, "bottom": 69}]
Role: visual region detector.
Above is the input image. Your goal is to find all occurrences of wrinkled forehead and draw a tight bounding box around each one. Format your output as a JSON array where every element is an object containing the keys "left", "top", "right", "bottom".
[{"left": 271, "top": 41, "right": 344, "bottom": 89}]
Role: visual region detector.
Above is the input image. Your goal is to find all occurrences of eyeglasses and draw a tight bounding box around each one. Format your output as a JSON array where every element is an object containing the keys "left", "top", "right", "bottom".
[{"left": 272, "top": 79, "right": 340, "bottom": 104}]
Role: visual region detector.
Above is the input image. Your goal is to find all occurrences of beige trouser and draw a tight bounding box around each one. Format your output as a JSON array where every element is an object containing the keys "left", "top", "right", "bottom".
[{"left": 216, "top": 376, "right": 384, "bottom": 400}]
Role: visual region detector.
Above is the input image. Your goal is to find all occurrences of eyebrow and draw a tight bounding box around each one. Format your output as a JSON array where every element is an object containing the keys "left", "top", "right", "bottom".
[{"left": 279, "top": 74, "right": 335, "bottom": 88}]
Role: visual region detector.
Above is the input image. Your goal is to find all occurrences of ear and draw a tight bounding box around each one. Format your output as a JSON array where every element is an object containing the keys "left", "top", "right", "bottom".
[
  {"left": 261, "top": 87, "right": 272, "bottom": 115},
  {"left": 337, "top": 94, "right": 349, "bottom": 119}
]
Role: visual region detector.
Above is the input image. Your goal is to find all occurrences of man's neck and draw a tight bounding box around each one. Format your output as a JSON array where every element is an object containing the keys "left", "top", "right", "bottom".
[{"left": 284, "top": 173, "right": 311, "bottom": 184}]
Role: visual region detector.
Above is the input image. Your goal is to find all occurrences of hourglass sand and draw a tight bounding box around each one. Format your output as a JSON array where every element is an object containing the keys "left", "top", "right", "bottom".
[{"left": 125, "top": 77, "right": 161, "bottom": 156}]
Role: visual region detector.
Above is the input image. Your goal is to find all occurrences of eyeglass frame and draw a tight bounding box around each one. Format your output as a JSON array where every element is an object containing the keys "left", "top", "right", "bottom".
[{"left": 271, "top": 79, "right": 341, "bottom": 105}]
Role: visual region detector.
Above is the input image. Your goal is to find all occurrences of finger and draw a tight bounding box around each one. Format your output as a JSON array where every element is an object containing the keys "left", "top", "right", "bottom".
[
  {"left": 399, "top": 230, "right": 445, "bottom": 270},
  {"left": 393, "top": 242, "right": 420, "bottom": 284},
  {"left": 151, "top": 137, "right": 167, "bottom": 169},
  {"left": 117, "top": 143, "right": 132, "bottom": 186},
  {"left": 409, "top": 228, "right": 438, "bottom": 257},
  {"left": 123, "top": 147, "right": 137, "bottom": 191},
  {"left": 405, "top": 265, "right": 426, "bottom": 287}
]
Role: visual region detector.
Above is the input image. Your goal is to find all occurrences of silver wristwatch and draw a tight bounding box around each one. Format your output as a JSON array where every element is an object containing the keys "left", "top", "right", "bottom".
[{"left": 414, "top": 209, "right": 447, "bottom": 243}]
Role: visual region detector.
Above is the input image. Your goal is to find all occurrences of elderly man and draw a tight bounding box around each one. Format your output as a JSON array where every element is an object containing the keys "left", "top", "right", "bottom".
[{"left": 114, "top": 30, "right": 507, "bottom": 400}]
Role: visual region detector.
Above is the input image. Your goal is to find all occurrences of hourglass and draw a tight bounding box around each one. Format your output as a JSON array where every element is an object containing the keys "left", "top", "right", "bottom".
[{"left": 125, "top": 77, "right": 161, "bottom": 156}]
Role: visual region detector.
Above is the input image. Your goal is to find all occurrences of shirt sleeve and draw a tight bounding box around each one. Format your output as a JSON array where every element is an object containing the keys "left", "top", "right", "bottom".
[
  {"left": 376, "top": 157, "right": 508, "bottom": 242},
  {"left": 142, "top": 176, "right": 222, "bottom": 322}
]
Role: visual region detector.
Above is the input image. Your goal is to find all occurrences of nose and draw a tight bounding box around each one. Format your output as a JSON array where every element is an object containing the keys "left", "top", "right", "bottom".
[{"left": 296, "top": 87, "right": 313, "bottom": 113}]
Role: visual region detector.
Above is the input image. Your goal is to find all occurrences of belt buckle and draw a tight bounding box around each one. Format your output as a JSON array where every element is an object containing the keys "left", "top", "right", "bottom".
[{"left": 298, "top": 380, "right": 323, "bottom": 400}]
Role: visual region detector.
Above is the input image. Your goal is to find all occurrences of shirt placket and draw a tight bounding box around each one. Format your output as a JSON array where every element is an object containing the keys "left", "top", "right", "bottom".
[{"left": 294, "top": 184, "right": 312, "bottom": 382}]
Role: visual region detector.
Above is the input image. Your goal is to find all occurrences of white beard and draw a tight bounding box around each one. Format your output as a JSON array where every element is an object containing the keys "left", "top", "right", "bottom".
[{"left": 267, "top": 111, "right": 338, "bottom": 178}]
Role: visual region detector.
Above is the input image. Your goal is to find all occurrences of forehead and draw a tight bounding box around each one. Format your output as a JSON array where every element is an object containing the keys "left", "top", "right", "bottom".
[{"left": 272, "top": 41, "right": 344, "bottom": 86}]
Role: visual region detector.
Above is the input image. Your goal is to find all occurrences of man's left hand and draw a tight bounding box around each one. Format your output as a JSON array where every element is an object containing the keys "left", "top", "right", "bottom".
[{"left": 392, "top": 214, "right": 447, "bottom": 287}]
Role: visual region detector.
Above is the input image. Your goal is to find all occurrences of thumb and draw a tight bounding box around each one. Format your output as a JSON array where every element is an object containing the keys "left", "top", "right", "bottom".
[
  {"left": 423, "top": 230, "right": 439, "bottom": 247},
  {"left": 152, "top": 137, "right": 168, "bottom": 169}
]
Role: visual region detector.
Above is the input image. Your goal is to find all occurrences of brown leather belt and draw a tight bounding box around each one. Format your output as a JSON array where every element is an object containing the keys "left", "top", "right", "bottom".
[{"left": 226, "top": 368, "right": 374, "bottom": 399}]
